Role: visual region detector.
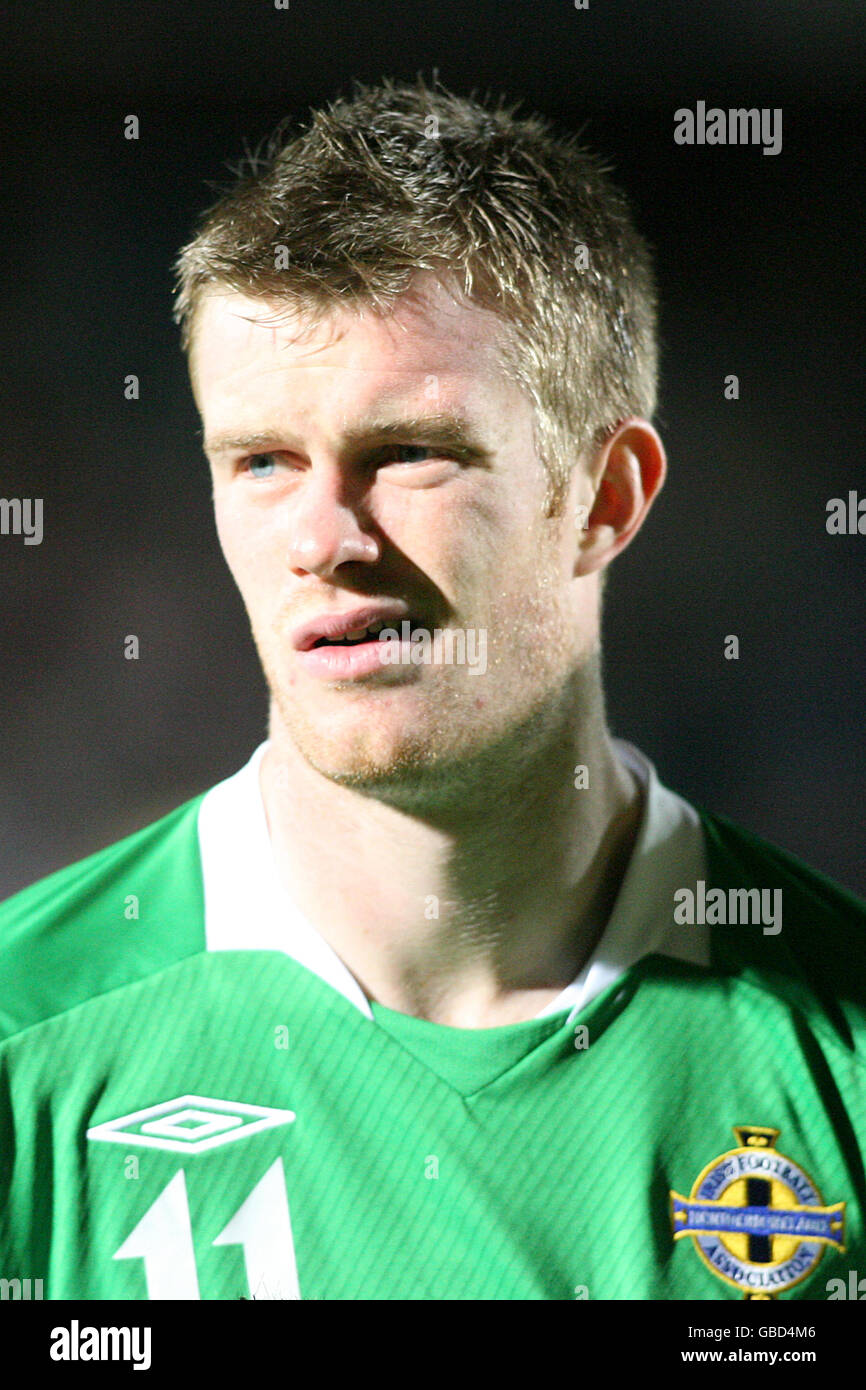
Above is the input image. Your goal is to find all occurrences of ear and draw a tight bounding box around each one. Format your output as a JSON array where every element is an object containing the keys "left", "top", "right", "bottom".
[{"left": 572, "top": 418, "right": 667, "bottom": 577}]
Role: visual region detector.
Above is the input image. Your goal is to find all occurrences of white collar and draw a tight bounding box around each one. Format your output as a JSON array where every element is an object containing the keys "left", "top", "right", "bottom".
[
  {"left": 198, "top": 740, "right": 708, "bottom": 1025},
  {"left": 538, "top": 740, "right": 708, "bottom": 1022}
]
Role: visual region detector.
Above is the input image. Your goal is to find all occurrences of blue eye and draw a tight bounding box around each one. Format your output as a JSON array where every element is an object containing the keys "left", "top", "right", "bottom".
[
  {"left": 378, "top": 445, "right": 439, "bottom": 464},
  {"left": 248, "top": 456, "right": 276, "bottom": 479},
  {"left": 394, "top": 446, "right": 435, "bottom": 463}
]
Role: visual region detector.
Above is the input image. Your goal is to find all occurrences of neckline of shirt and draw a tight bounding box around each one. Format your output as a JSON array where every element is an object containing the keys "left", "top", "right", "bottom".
[{"left": 197, "top": 739, "right": 708, "bottom": 1030}]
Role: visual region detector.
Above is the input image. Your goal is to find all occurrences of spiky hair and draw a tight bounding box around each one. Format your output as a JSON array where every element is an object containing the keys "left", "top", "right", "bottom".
[{"left": 174, "top": 74, "right": 658, "bottom": 513}]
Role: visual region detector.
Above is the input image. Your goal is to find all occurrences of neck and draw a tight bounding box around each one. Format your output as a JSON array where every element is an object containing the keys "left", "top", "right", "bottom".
[{"left": 260, "top": 666, "right": 642, "bottom": 1027}]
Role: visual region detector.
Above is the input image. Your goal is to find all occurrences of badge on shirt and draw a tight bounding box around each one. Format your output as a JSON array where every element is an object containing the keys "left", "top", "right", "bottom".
[{"left": 670, "top": 1125, "right": 845, "bottom": 1298}]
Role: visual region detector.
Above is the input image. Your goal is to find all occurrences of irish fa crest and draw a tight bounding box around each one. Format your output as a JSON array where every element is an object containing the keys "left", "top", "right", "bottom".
[{"left": 670, "top": 1126, "right": 846, "bottom": 1298}]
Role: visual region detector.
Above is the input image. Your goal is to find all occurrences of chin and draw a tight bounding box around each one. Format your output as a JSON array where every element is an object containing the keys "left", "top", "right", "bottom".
[
  {"left": 295, "top": 723, "right": 447, "bottom": 785},
  {"left": 278, "top": 693, "right": 492, "bottom": 796}
]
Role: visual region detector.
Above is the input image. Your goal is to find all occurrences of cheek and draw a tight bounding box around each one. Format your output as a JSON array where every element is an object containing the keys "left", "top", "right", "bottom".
[
  {"left": 212, "top": 497, "right": 236, "bottom": 564},
  {"left": 459, "top": 493, "right": 555, "bottom": 594},
  {"left": 212, "top": 493, "right": 280, "bottom": 609},
  {"left": 213, "top": 499, "right": 247, "bottom": 586},
  {"left": 373, "top": 492, "right": 476, "bottom": 597}
]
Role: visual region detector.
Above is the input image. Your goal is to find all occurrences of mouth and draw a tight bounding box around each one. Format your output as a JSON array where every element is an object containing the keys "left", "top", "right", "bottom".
[
  {"left": 309, "top": 618, "right": 426, "bottom": 650},
  {"left": 292, "top": 604, "right": 431, "bottom": 681},
  {"left": 292, "top": 604, "right": 423, "bottom": 652}
]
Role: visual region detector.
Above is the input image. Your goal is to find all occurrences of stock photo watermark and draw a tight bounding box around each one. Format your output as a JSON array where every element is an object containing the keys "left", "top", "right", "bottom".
[
  {"left": 378, "top": 622, "right": 488, "bottom": 675},
  {"left": 673, "top": 881, "right": 783, "bottom": 935},
  {"left": 674, "top": 102, "right": 782, "bottom": 156},
  {"left": 0, "top": 497, "right": 42, "bottom": 546}
]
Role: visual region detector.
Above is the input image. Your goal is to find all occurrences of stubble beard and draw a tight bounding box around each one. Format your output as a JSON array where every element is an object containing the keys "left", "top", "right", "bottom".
[{"left": 258, "top": 589, "right": 602, "bottom": 822}]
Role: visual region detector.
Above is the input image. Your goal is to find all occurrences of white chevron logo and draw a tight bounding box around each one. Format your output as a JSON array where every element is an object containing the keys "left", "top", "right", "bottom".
[{"left": 86, "top": 1094, "right": 296, "bottom": 1154}]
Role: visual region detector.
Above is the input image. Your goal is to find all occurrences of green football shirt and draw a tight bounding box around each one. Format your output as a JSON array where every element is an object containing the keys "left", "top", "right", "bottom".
[{"left": 0, "top": 743, "right": 864, "bottom": 1300}]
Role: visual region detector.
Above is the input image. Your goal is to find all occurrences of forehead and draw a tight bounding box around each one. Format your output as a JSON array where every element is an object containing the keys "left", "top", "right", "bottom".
[{"left": 190, "top": 274, "right": 516, "bottom": 417}]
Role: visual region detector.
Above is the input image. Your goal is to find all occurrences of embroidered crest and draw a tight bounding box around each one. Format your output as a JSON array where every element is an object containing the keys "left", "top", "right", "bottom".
[{"left": 670, "top": 1125, "right": 845, "bottom": 1298}]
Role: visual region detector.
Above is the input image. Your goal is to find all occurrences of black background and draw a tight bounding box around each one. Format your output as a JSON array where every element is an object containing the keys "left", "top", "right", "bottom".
[{"left": 0, "top": 0, "right": 863, "bottom": 899}]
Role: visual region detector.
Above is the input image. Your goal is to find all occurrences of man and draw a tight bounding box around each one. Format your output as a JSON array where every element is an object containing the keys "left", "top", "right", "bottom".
[{"left": 1, "top": 77, "right": 863, "bottom": 1302}]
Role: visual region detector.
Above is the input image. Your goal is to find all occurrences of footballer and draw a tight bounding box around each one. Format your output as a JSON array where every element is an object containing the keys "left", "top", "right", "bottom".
[{"left": 1, "top": 78, "right": 864, "bottom": 1301}]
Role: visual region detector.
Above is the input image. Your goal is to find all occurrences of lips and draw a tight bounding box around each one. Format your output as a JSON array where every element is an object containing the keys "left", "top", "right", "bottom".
[{"left": 291, "top": 603, "right": 411, "bottom": 652}]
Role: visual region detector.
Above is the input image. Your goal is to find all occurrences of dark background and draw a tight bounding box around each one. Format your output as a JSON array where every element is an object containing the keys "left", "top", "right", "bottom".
[{"left": 0, "top": 0, "right": 863, "bottom": 900}]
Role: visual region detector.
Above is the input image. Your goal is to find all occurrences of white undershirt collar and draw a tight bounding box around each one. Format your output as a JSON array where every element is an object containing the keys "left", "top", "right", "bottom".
[{"left": 197, "top": 740, "right": 708, "bottom": 1025}]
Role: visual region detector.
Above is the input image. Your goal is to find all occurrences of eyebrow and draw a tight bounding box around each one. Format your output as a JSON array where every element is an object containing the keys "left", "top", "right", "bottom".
[{"left": 203, "top": 412, "right": 492, "bottom": 461}]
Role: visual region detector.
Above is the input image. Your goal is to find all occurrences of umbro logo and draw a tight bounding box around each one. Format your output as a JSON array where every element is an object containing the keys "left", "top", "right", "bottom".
[{"left": 86, "top": 1094, "right": 296, "bottom": 1154}]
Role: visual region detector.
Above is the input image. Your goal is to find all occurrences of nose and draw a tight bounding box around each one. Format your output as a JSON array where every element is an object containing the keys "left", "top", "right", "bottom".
[{"left": 286, "top": 463, "right": 381, "bottom": 577}]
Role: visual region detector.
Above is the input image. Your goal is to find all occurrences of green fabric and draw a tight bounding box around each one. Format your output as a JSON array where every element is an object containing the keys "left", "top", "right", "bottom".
[
  {"left": 369, "top": 1001, "right": 571, "bottom": 1095},
  {"left": 0, "top": 796, "right": 864, "bottom": 1300}
]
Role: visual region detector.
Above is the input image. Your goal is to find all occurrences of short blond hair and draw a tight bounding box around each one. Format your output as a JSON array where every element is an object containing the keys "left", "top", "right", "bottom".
[{"left": 174, "top": 75, "right": 658, "bottom": 514}]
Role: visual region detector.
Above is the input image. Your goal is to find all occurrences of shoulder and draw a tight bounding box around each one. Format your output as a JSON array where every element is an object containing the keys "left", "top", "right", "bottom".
[
  {"left": 698, "top": 805, "right": 866, "bottom": 1029},
  {"left": 0, "top": 795, "right": 208, "bottom": 1043},
  {"left": 700, "top": 806, "right": 866, "bottom": 933}
]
